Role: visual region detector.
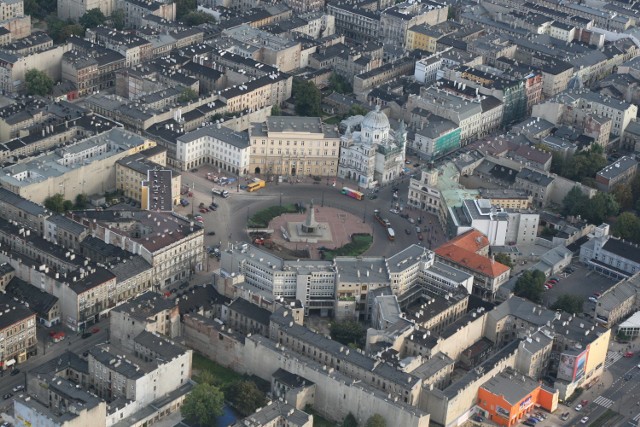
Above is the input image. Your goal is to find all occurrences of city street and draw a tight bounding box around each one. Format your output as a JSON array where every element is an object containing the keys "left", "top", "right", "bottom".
[
  {"left": 0, "top": 319, "right": 110, "bottom": 420},
  {"left": 176, "top": 164, "right": 448, "bottom": 259}
]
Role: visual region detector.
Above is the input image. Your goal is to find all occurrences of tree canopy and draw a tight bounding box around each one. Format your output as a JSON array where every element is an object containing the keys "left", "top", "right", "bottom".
[
  {"left": 44, "top": 194, "right": 65, "bottom": 213},
  {"left": 562, "top": 187, "right": 619, "bottom": 225},
  {"left": 181, "top": 382, "right": 224, "bottom": 426},
  {"left": 551, "top": 294, "right": 584, "bottom": 314},
  {"left": 178, "top": 88, "right": 198, "bottom": 103},
  {"left": 329, "top": 72, "right": 353, "bottom": 94},
  {"left": 79, "top": 8, "right": 106, "bottom": 29},
  {"left": 24, "top": 0, "right": 57, "bottom": 20},
  {"left": 342, "top": 413, "right": 359, "bottom": 427},
  {"left": 513, "top": 270, "right": 546, "bottom": 304},
  {"left": 612, "top": 211, "right": 640, "bottom": 244},
  {"left": 46, "top": 15, "right": 85, "bottom": 44},
  {"left": 330, "top": 320, "right": 365, "bottom": 349},
  {"left": 225, "top": 380, "right": 266, "bottom": 416},
  {"left": 555, "top": 145, "right": 607, "bottom": 184},
  {"left": 365, "top": 414, "right": 386, "bottom": 427},
  {"left": 181, "top": 11, "right": 214, "bottom": 26},
  {"left": 175, "top": 0, "right": 197, "bottom": 20},
  {"left": 111, "top": 9, "right": 126, "bottom": 30},
  {"left": 494, "top": 253, "right": 513, "bottom": 268},
  {"left": 25, "top": 69, "right": 53, "bottom": 96},
  {"left": 292, "top": 78, "right": 322, "bottom": 117}
]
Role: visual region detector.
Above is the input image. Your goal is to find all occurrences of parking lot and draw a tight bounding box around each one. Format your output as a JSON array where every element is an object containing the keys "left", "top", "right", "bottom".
[{"left": 543, "top": 263, "right": 618, "bottom": 312}]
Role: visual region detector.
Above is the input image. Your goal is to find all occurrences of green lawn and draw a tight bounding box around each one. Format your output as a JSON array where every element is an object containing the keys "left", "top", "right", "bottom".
[
  {"left": 248, "top": 204, "right": 301, "bottom": 228},
  {"left": 192, "top": 352, "right": 246, "bottom": 387},
  {"left": 304, "top": 405, "right": 335, "bottom": 427},
  {"left": 323, "top": 234, "right": 373, "bottom": 260}
]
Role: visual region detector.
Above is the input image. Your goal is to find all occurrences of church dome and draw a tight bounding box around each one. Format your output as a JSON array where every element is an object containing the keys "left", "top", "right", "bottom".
[{"left": 361, "top": 105, "right": 390, "bottom": 131}]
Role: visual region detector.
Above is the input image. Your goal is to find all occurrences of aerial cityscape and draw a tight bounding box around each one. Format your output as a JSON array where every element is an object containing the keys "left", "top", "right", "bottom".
[{"left": 0, "top": 0, "right": 640, "bottom": 426}]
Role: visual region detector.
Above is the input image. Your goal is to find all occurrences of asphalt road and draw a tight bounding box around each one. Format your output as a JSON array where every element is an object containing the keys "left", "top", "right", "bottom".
[{"left": 176, "top": 164, "right": 448, "bottom": 258}]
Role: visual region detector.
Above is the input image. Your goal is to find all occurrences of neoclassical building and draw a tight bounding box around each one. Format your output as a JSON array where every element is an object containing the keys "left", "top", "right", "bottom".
[{"left": 338, "top": 106, "right": 406, "bottom": 189}]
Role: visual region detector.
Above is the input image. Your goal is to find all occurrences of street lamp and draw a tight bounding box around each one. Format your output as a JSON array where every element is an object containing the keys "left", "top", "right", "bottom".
[{"left": 321, "top": 191, "right": 324, "bottom": 207}]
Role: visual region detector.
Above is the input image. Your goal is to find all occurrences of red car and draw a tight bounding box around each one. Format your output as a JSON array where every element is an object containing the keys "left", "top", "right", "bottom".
[
  {"left": 199, "top": 208, "right": 207, "bottom": 213},
  {"left": 91, "top": 327, "right": 100, "bottom": 334}
]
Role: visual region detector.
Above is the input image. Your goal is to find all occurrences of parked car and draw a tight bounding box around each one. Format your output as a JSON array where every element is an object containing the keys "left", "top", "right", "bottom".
[
  {"left": 625, "top": 351, "right": 634, "bottom": 357},
  {"left": 588, "top": 296, "right": 598, "bottom": 303},
  {"left": 408, "top": 218, "right": 415, "bottom": 224},
  {"left": 3, "top": 393, "right": 12, "bottom": 400},
  {"left": 575, "top": 404, "right": 583, "bottom": 411},
  {"left": 580, "top": 416, "right": 589, "bottom": 424},
  {"left": 561, "top": 412, "right": 570, "bottom": 421},
  {"left": 9, "top": 369, "right": 20, "bottom": 376},
  {"left": 390, "top": 209, "right": 399, "bottom": 214},
  {"left": 82, "top": 332, "right": 92, "bottom": 339},
  {"left": 207, "top": 231, "right": 216, "bottom": 236},
  {"left": 12, "top": 385, "right": 24, "bottom": 392},
  {"left": 179, "top": 282, "right": 189, "bottom": 290},
  {"left": 581, "top": 400, "right": 589, "bottom": 406}
]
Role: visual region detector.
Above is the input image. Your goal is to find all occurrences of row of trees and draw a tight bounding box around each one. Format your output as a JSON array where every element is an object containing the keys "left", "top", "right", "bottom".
[
  {"left": 562, "top": 187, "right": 619, "bottom": 225},
  {"left": 43, "top": 193, "right": 89, "bottom": 213},
  {"left": 343, "top": 413, "right": 387, "bottom": 427},
  {"left": 549, "top": 145, "right": 607, "bottom": 186}
]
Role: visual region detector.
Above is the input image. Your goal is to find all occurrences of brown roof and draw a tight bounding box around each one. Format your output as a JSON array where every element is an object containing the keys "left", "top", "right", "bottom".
[{"left": 435, "top": 230, "right": 509, "bottom": 278}]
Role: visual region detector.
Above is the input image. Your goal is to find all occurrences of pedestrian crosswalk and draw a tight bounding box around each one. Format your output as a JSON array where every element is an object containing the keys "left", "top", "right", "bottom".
[
  {"left": 593, "top": 396, "right": 615, "bottom": 408},
  {"left": 633, "top": 412, "right": 640, "bottom": 422},
  {"left": 605, "top": 351, "right": 623, "bottom": 369}
]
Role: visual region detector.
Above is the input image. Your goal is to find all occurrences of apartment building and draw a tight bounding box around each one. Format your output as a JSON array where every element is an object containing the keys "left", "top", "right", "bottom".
[
  {"left": 110, "top": 291, "right": 181, "bottom": 351},
  {"left": 58, "top": 0, "right": 114, "bottom": 21},
  {"left": 533, "top": 89, "right": 638, "bottom": 137},
  {"left": 116, "top": 152, "right": 181, "bottom": 206},
  {"left": 220, "top": 73, "right": 292, "bottom": 114},
  {"left": 249, "top": 116, "right": 340, "bottom": 178},
  {"left": 580, "top": 223, "right": 640, "bottom": 280},
  {"left": 595, "top": 156, "right": 638, "bottom": 192},
  {"left": 120, "top": 0, "right": 176, "bottom": 28},
  {"left": 87, "top": 27, "right": 153, "bottom": 68},
  {"left": 177, "top": 124, "right": 251, "bottom": 174},
  {"left": 0, "top": 293, "right": 36, "bottom": 368},
  {"left": 284, "top": 0, "right": 325, "bottom": 13},
  {"left": 327, "top": 2, "right": 380, "bottom": 43},
  {"left": 223, "top": 25, "right": 302, "bottom": 72},
  {"left": 0, "top": 128, "right": 153, "bottom": 204},
  {"left": 592, "top": 273, "right": 640, "bottom": 328},
  {"left": 72, "top": 209, "right": 205, "bottom": 289},
  {"left": 435, "top": 230, "right": 510, "bottom": 299},
  {"left": 0, "top": 187, "right": 48, "bottom": 235},
  {"left": 380, "top": 0, "right": 448, "bottom": 47}
]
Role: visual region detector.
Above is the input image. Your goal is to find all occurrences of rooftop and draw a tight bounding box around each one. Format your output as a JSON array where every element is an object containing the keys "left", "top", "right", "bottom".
[
  {"left": 5, "top": 277, "right": 58, "bottom": 317},
  {"left": 597, "top": 156, "right": 638, "bottom": 180},
  {"left": 228, "top": 297, "right": 271, "bottom": 326},
  {"left": 112, "top": 291, "right": 175, "bottom": 321},
  {"left": 334, "top": 256, "right": 389, "bottom": 283},
  {"left": 178, "top": 124, "right": 250, "bottom": 149},
  {"left": 0, "top": 293, "right": 35, "bottom": 330},
  {"left": 481, "top": 368, "right": 541, "bottom": 405}
]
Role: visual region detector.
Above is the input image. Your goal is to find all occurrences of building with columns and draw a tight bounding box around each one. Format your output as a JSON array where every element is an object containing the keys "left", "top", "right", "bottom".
[
  {"left": 248, "top": 116, "right": 340, "bottom": 178},
  {"left": 338, "top": 106, "right": 407, "bottom": 189}
]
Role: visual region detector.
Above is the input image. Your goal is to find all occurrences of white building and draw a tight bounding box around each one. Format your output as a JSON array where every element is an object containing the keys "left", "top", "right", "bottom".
[
  {"left": 580, "top": 223, "right": 640, "bottom": 279},
  {"left": 176, "top": 124, "right": 250, "bottom": 174},
  {"left": 449, "top": 199, "right": 539, "bottom": 246},
  {"left": 338, "top": 106, "right": 407, "bottom": 189}
]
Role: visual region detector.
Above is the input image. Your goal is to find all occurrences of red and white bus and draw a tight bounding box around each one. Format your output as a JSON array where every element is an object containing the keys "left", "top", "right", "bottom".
[{"left": 341, "top": 187, "right": 364, "bottom": 201}]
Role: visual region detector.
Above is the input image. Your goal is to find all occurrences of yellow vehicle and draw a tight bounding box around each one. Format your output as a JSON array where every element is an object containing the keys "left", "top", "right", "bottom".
[{"left": 247, "top": 179, "right": 266, "bottom": 192}]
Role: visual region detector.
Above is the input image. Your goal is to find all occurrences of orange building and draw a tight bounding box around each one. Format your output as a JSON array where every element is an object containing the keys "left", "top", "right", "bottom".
[{"left": 477, "top": 370, "right": 558, "bottom": 426}]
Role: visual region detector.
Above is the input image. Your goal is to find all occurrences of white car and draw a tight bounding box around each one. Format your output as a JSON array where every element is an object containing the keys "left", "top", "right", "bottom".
[
  {"left": 12, "top": 385, "right": 24, "bottom": 392},
  {"left": 389, "top": 209, "right": 399, "bottom": 214},
  {"left": 575, "top": 404, "right": 583, "bottom": 411},
  {"left": 580, "top": 416, "right": 589, "bottom": 424}
]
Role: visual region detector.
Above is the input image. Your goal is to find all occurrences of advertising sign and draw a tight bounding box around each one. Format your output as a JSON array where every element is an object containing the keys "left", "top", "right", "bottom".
[
  {"left": 558, "top": 349, "right": 589, "bottom": 382},
  {"left": 573, "top": 350, "right": 588, "bottom": 382}
]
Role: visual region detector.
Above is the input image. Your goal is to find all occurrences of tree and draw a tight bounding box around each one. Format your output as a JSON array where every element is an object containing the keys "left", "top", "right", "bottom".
[
  {"left": 79, "top": 8, "right": 106, "bottom": 29},
  {"left": 612, "top": 212, "right": 640, "bottom": 243},
  {"left": 559, "top": 145, "right": 606, "bottom": 182},
  {"left": 330, "top": 320, "right": 365, "bottom": 348},
  {"left": 562, "top": 188, "right": 618, "bottom": 224},
  {"left": 25, "top": 69, "right": 53, "bottom": 96},
  {"left": 178, "top": 88, "right": 198, "bottom": 103},
  {"left": 551, "top": 294, "right": 584, "bottom": 314},
  {"left": 348, "top": 104, "right": 369, "bottom": 117},
  {"left": 494, "top": 253, "right": 513, "bottom": 268},
  {"left": 63, "top": 200, "right": 74, "bottom": 212},
  {"left": 111, "top": 9, "right": 126, "bottom": 30},
  {"left": 181, "top": 11, "right": 214, "bottom": 26},
  {"left": 271, "top": 104, "right": 282, "bottom": 116},
  {"left": 612, "top": 183, "right": 633, "bottom": 211},
  {"left": 24, "top": 0, "right": 57, "bottom": 20},
  {"left": 365, "top": 414, "right": 386, "bottom": 427},
  {"left": 328, "top": 72, "right": 353, "bottom": 94},
  {"left": 175, "top": 0, "right": 197, "bottom": 20},
  {"left": 513, "top": 270, "right": 546, "bottom": 304},
  {"left": 74, "top": 193, "right": 88, "bottom": 209},
  {"left": 181, "top": 382, "right": 224, "bottom": 426},
  {"left": 44, "top": 194, "right": 65, "bottom": 213},
  {"left": 292, "top": 78, "right": 321, "bottom": 117},
  {"left": 343, "top": 413, "right": 358, "bottom": 427},
  {"left": 225, "top": 381, "right": 266, "bottom": 416}
]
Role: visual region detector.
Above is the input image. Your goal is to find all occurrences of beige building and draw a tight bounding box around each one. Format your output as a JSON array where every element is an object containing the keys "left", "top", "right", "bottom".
[
  {"left": 0, "top": 44, "right": 69, "bottom": 93},
  {"left": 248, "top": 116, "right": 340, "bottom": 178},
  {"left": 116, "top": 152, "right": 181, "bottom": 206},
  {"left": 0, "top": 294, "right": 36, "bottom": 368},
  {"left": 0, "top": 128, "right": 154, "bottom": 204},
  {"left": 58, "top": 0, "right": 115, "bottom": 21},
  {"left": 223, "top": 25, "right": 302, "bottom": 72}
]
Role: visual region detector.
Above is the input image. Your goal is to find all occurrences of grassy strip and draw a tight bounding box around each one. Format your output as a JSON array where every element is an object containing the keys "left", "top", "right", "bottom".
[
  {"left": 323, "top": 233, "right": 373, "bottom": 260},
  {"left": 304, "top": 405, "right": 335, "bottom": 427},
  {"left": 248, "top": 204, "right": 299, "bottom": 228},
  {"left": 192, "top": 352, "right": 246, "bottom": 387}
]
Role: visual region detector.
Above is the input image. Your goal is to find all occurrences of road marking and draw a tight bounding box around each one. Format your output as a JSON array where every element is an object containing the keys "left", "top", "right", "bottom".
[
  {"left": 605, "top": 351, "right": 623, "bottom": 369},
  {"left": 634, "top": 413, "right": 640, "bottom": 422},
  {"left": 593, "top": 396, "right": 614, "bottom": 408}
]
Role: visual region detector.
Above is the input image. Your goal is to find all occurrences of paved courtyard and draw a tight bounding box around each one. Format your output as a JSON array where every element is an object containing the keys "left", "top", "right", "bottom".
[{"left": 269, "top": 206, "right": 372, "bottom": 259}]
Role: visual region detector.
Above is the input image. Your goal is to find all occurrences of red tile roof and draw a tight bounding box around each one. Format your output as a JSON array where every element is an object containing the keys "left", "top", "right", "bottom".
[{"left": 445, "top": 230, "right": 489, "bottom": 254}]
